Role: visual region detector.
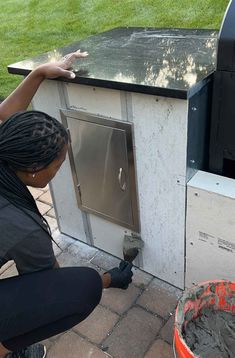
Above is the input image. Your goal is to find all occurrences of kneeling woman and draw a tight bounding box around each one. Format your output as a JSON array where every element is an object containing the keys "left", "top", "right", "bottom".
[{"left": 0, "top": 111, "right": 132, "bottom": 358}]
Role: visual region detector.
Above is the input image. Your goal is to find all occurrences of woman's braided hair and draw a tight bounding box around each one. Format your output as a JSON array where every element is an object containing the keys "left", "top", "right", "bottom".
[{"left": 0, "top": 110, "right": 68, "bottom": 236}]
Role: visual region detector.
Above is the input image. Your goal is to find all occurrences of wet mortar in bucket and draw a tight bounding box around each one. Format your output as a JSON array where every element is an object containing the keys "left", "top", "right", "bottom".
[{"left": 174, "top": 280, "right": 235, "bottom": 358}]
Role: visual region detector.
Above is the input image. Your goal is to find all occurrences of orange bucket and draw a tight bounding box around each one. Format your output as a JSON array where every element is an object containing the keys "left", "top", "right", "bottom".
[{"left": 173, "top": 280, "right": 235, "bottom": 358}]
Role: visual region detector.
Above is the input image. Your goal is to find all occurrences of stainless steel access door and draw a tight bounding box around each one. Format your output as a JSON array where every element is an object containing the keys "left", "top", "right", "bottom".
[{"left": 61, "top": 110, "right": 139, "bottom": 232}]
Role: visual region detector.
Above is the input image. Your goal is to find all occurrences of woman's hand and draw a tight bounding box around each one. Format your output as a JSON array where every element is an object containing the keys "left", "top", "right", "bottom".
[
  {"left": 35, "top": 49, "right": 89, "bottom": 80},
  {"left": 0, "top": 49, "right": 88, "bottom": 121},
  {"left": 102, "top": 261, "right": 133, "bottom": 289}
]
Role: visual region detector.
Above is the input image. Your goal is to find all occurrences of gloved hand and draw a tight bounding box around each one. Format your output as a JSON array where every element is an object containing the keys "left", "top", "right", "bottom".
[{"left": 106, "top": 260, "right": 133, "bottom": 289}]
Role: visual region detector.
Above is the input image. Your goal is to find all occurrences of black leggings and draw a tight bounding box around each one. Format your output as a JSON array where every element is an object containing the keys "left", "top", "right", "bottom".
[{"left": 0, "top": 267, "right": 102, "bottom": 351}]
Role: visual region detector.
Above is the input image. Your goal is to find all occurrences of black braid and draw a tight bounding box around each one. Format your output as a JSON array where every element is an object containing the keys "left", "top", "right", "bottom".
[{"left": 0, "top": 110, "right": 68, "bottom": 239}]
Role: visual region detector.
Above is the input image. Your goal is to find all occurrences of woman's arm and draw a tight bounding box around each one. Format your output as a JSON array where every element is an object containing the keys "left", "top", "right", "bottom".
[{"left": 0, "top": 50, "right": 88, "bottom": 122}]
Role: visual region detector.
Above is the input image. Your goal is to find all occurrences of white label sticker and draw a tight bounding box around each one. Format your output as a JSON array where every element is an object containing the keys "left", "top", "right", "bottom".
[{"left": 198, "top": 231, "right": 235, "bottom": 254}]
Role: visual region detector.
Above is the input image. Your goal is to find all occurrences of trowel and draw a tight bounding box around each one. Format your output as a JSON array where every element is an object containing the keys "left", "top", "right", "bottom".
[{"left": 123, "top": 234, "right": 144, "bottom": 263}]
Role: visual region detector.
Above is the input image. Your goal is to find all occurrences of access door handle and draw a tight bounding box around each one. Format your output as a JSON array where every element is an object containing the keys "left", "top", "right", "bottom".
[{"left": 118, "top": 168, "right": 127, "bottom": 191}]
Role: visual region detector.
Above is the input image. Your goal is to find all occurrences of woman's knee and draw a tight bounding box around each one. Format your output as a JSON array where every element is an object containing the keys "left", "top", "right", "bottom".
[
  {"left": 79, "top": 267, "right": 103, "bottom": 305},
  {"left": 65, "top": 267, "right": 102, "bottom": 320},
  {"left": 60, "top": 266, "right": 103, "bottom": 307}
]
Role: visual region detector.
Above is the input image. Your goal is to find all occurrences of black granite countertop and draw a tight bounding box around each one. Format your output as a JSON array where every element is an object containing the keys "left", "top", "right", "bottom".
[{"left": 8, "top": 27, "right": 218, "bottom": 99}]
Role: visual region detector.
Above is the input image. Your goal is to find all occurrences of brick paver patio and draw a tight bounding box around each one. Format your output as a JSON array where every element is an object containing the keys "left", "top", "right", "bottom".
[{"left": 1, "top": 186, "right": 182, "bottom": 358}]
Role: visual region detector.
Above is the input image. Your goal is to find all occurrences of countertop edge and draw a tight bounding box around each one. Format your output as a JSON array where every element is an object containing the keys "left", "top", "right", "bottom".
[{"left": 7, "top": 66, "right": 213, "bottom": 100}]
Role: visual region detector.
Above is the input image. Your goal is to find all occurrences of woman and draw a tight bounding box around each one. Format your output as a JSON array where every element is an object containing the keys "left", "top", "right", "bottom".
[{"left": 0, "top": 52, "right": 133, "bottom": 358}]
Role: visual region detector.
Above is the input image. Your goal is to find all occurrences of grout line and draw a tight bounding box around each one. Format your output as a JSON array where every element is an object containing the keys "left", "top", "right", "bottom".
[{"left": 69, "top": 329, "right": 114, "bottom": 357}]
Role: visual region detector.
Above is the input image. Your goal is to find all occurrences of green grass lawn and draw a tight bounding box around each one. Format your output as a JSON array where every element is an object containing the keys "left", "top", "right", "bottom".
[{"left": 0, "top": 0, "right": 229, "bottom": 99}]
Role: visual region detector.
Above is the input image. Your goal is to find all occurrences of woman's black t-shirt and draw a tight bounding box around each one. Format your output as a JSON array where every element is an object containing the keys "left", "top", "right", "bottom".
[{"left": 0, "top": 195, "right": 56, "bottom": 275}]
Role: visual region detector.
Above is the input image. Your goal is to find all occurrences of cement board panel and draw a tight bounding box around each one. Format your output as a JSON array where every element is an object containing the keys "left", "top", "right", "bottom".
[
  {"left": 32, "top": 80, "right": 86, "bottom": 242},
  {"left": 130, "top": 93, "right": 188, "bottom": 288},
  {"left": 186, "top": 171, "right": 235, "bottom": 287},
  {"left": 65, "top": 83, "right": 122, "bottom": 120},
  {"left": 89, "top": 214, "right": 133, "bottom": 259}
]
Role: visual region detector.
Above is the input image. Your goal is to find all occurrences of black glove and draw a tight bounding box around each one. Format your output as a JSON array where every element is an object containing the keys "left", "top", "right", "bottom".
[{"left": 107, "top": 260, "right": 133, "bottom": 290}]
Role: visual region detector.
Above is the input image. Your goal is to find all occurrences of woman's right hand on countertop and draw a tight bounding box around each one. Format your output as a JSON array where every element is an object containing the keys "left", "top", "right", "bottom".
[{"left": 35, "top": 49, "right": 88, "bottom": 80}]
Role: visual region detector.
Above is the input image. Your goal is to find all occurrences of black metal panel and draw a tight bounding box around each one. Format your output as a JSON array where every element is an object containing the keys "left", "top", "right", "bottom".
[
  {"left": 217, "top": 0, "right": 235, "bottom": 71},
  {"left": 209, "top": 71, "right": 235, "bottom": 175},
  {"left": 187, "top": 83, "right": 212, "bottom": 181},
  {"left": 209, "top": 0, "right": 235, "bottom": 178}
]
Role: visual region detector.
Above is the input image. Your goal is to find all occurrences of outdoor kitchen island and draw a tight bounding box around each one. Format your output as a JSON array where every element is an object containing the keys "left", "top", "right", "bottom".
[{"left": 8, "top": 27, "right": 218, "bottom": 289}]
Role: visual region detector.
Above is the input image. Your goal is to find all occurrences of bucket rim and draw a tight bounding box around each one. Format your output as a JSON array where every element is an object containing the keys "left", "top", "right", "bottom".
[
  {"left": 174, "top": 279, "right": 235, "bottom": 357},
  {"left": 175, "top": 279, "right": 235, "bottom": 322}
]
